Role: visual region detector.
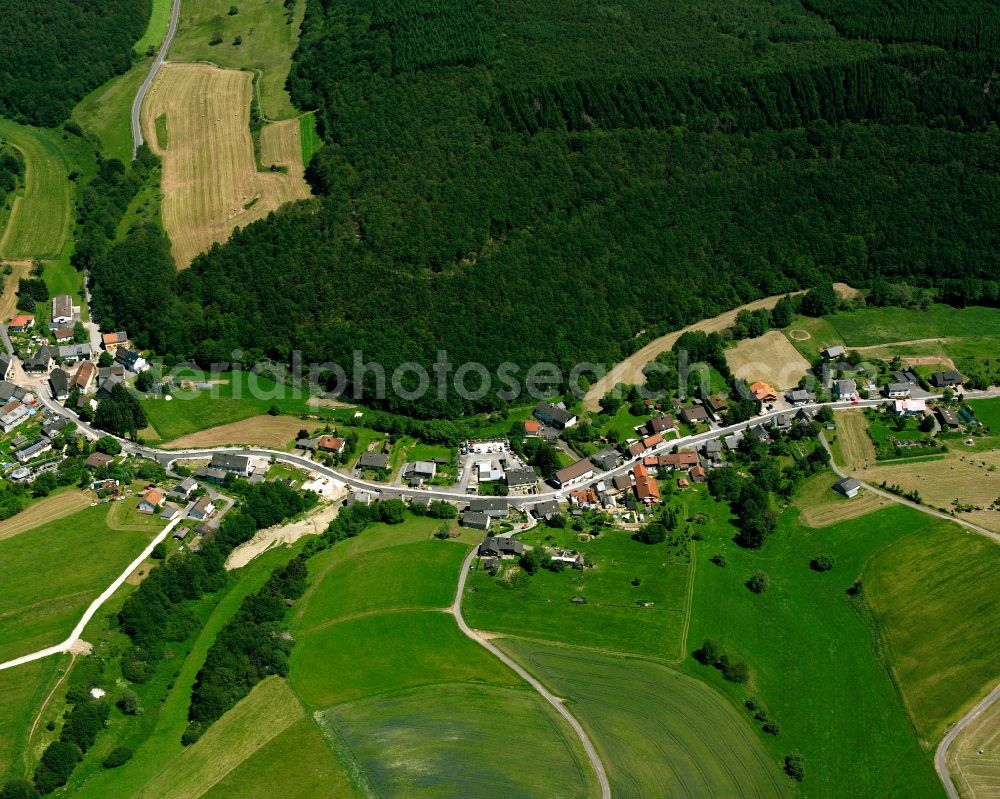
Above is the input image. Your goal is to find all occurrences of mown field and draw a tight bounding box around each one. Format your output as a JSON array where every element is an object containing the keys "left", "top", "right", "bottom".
[
  {"left": 0, "top": 505, "right": 152, "bottom": 663},
  {"left": 829, "top": 408, "right": 876, "bottom": 471},
  {"left": 827, "top": 305, "right": 1000, "bottom": 348},
  {"left": 72, "top": 58, "right": 153, "bottom": 164},
  {"left": 726, "top": 330, "right": 812, "bottom": 391},
  {"left": 500, "top": 639, "right": 790, "bottom": 799},
  {"left": 947, "top": 697, "right": 1000, "bottom": 799},
  {"left": 134, "top": 0, "right": 174, "bottom": 56},
  {"left": 791, "top": 471, "right": 887, "bottom": 528}
]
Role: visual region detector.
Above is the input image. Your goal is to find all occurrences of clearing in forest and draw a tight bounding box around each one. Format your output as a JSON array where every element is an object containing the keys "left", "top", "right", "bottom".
[
  {"left": 140, "top": 63, "right": 310, "bottom": 268},
  {"left": 726, "top": 330, "right": 811, "bottom": 391}
]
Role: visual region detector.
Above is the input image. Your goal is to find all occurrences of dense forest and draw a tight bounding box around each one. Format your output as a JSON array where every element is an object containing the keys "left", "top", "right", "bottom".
[
  {"left": 0, "top": 147, "right": 23, "bottom": 213},
  {"left": 85, "top": 0, "right": 1000, "bottom": 417},
  {"left": 0, "top": 0, "right": 150, "bottom": 125}
]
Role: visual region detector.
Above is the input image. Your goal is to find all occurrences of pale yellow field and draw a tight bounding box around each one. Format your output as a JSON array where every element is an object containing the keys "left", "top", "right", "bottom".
[
  {"left": 859, "top": 449, "right": 1000, "bottom": 533},
  {"left": 792, "top": 471, "right": 887, "bottom": 527},
  {"left": 167, "top": 415, "right": 312, "bottom": 450},
  {"left": 0, "top": 490, "right": 92, "bottom": 542},
  {"left": 949, "top": 697, "right": 1000, "bottom": 799},
  {"left": 140, "top": 63, "right": 311, "bottom": 268},
  {"left": 260, "top": 119, "right": 306, "bottom": 180},
  {"left": 726, "top": 330, "right": 812, "bottom": 391},
  {"left": 831, "top": 409, "right": 877, "bottom": 471}
]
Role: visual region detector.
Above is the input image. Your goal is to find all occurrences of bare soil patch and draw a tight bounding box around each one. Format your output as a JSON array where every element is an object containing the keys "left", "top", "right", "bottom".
[
  {"left": 0, "top": 259, "right": 34, "bottom": 322},
  {"left": 0, "top": 490, "right": 92, "bottom": 542},
  {"left": 226, "top": 498, "right": 346, "bottom": 569},
  {"left": 725, "top": 330, "right": 811, "bottom": 391},
  {"left": 167, "top": 414, "right": 313, "bottom": 449}
]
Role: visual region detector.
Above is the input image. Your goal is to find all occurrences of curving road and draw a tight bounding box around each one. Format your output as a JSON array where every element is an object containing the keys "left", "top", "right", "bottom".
[
  {"left": 935, "top": 679, "right": 1000, "bottom": 799},
  {"left": 452, "top": 548, "right": 611, "bottom": 799},
  {"left": 130, "top": 0, "right": 182, "bottom": 159}
]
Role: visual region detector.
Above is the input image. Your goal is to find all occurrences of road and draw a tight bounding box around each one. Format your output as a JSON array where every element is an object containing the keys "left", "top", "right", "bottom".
[
  {"left": 130, "top": 0, "right": 182, "bottom": 158},
  {"left": 935, "top": 679, "right": 1000, "bottom": 799},
  {"left": 452, "top": 548, "right": 611, "bottom": 799}
]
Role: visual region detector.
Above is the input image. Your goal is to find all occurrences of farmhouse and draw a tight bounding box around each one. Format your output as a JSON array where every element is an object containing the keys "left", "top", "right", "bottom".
[
  {"left": 551, "top": 458, "right": 595, "bottom": 489},
  {"left": 611, "top": 473, "right": 632, "bottom": 493},
  {"left": 749, "top": 381, "right": 778, "bottom": 402},
  {"left": 357, "top": 451, "right": 389, "bottom": 470},
  {"left": 468, "top": 497, "right": 510, "bottom": 518},
  {"left": 931, "top": 370, "right": 964, "bottom": 388},
  {"left": 85, "top": 452, "right": 114, "bottom": 469},
  {"left": 643, "top": 415, "right": 676, "bottom": 436},
  {"left": 50, "top": 294, "right": 77, "bottom": 324},
  {"left": 210, "top": 453, "right": 252, "bottom": 476},
  {"left": 821, "top": 345, "right": 846, "bottom": 360},
  {"left": 834, "top": 379, "right": 858, "bottom": 400},
  {"left": 138, "top": 488, "right": 166, "bottom": 514},
  {"left": 591, "top": 448, "right": 622, "bottom": 471},
  {"left": 534, "top": 401, "right": 578, "bottom": 430},
  {"left": 317, "top": 435, "right": 346, "bottom": 454},
  {"left": 505, "top": 467, "right": 538, "bottom": 493},
  {"left": 73, "top": 360, "right": 96, "bottom": 393},
  {"left": 679, "top": 405, "right": 710, "bottom": 426},
  {"left": 462, "top": 512, "right": 492, "bottom": 531},
  {"left": 101, "top": 331, "right": 129, "bottom": 352},
  {"left": 885, "top": 382, "right": 911, "bottom": 399},
  {"left": 785, "top": 388, "right": 816, "bottom": 406},
  {"left": 834, "top": 477, "right": 862, "bottom": 498},
  {"left": 8, "top": 314, "right": 34, "bottom": 333},
  {"left": 49, "top": 368, "right": 70, "bottom": 401}
]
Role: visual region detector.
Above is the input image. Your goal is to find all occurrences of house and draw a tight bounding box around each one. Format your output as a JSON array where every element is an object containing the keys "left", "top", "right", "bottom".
[
  {"left": 702, "top": 439, "right": 724, "bottom": 465},
  {"left": 533, "top": 401, "right": 578, "bottom": 430},
  {"left": 169, "top": 477, "right": 198, "bottom": 499},
  {"left": 476, "top": 460, "right": 501, "bottom": 481},
  {"left": 404, "top": 461, "right": 436, "bottom": 481},
  {"left": 724, "top": 431, "right": 744, "bottom": 450},
  {"left": 8, "top": 314, "right": 34, "bottom": 333},
  {"left": 505, "top": 467, "right": 537, "bottom": 492},
  {"left": 550, "top": 551, "right": 585, "bottom": 570},
  {"left": 73, "top": 360, "right": 96, "bottom": 393},
  {"left": 210, "top": 453, "right": 251, "bottom": 475},
  {"left": 627, "top": 440, "right": 646, "bottom": 459},
  {"left": 834, "top": 477, "right": 862, "bottom": 498},
  {"left": 770, "top": 413, "right": 792, "bottom": 432},
  {"left": 705, "top": 393, "right": 730, "bottom": 416},
  {"left": 50, "top": 294, "right": 76, "bottom": 324},
  {"left": 138, "top": 488, "right": 166, "bottom": 514},
  {"left": 658, "top": 451, "right": 699, "bottom": 470},
  {"left": 477, "top": 535, "right": 523, "bottom": 557},
  {"left": 0, "top": 381, "right": 19, "bottom": 402},
  {"left": 936, "top": 406, "right": 960, "bottom": 428},
  {"left": 468, "top": 497, "right": 510, "bottom": 519},
  {"left": 188, "top": 495, "right": 216, "bottom": 520},
  {"left": 53, "top": 327, "right": 74, "bottom": 344},
  {"left": 633, "top": 463, "right": 659, "bottom": 502},
  {"left": 85, "top": 452, "right": 114, "bottom": 469},
  {"left": 643, "top": 415, "right": 676, "bottom": 436},
  {"left": 49, "top": 368, "right": 70, "bottom": 400},
  {"left": 56, "top": 343, "right": 92, "bottom": 363},
  {"left": 98, "top": 365, "right": 126, "bottom": 379},
  {"left": 16, "top": 437, "right": 51, "bottom": 463},
  {"left": 161, "top": 505, "right": 183, "bottom": 523},
  {"left": 689, "top": 465, "right": 706, "bottom": 483},
  {"left": 295, "top": 437, "right": 319, "bottom": 451},
  {"left": 462, "top": 512, "right": 492, "bottom": 531},
  {"left": 523, "top": 419, "right": 541, "bottom": 436},
  {"left": 96, "top": 375, "right": 124, "bottom": 399},
  {"left": 892, "top": 370, "right": 919, "bottom": 385},
  {"left": 679, "top": 405, "right": 710, "bottom": 426},
  {"left": 748, "top": 424, "right": 772, "bottom": 443},
  {"left": 317, "top": 435, "right": 346, "bottom": 454},
  {"left": 591, "top": 447, "right": 622, "bottom": 472},
  {"left": 0, "top": 355, "right": 12, "bottom": 381},
  {"left": 101, "top": 331, "right": 129, "bottom": 352},
  {"left": 357, "top": 451, "right": 389, "bottom": 470},
  {"left": 0, "top": 402, "right": 29, "bottom": 433},
  {"left": 893, "top": 398, "right": 927, "bottom": 416},
  {"left": 885, "top": 382, "right": 911, "bottom": 399},
  {"left": 749, "top": 381, "right": 778, "bottom": 402},
  {"left": 531, "top": 499, "right": 562, "bottom": 521},
  {"left": 551, "top": 458, "right": 595, "bottom": 489},
  {"left": 834, "top": 379, "right": 858, "bottom": 400},
  {"left": 821, "top": 345, "right": 846, "bottom": 361},
  {"left": 931, "top": 370, "right": 964, "bottom": 389},
  {"left": 115, "top": 348, "right": 149, "bottom": 373},
  {"left": 23, "top": 347, "right": 55, "bottom": 373},
  {"left": 676, "top": 477, "right": 690, "bottom": 489},
  {"left": 569, "top": 487, "right": 599, "bottom": 507},
  {"left": 785, "top": 388, "right": 816, "bottom": 406},
  {"left": 41, "top": 418, "right": 71, "bottom": 438},
  {"left": 641, "top": 433, "right": 663, "bottom": 451},
  {"left": 196, "top": 466, "right": 229, "bottom": 484},
  {"left": 611, "top": 474, "right": 632, "bottom": 493}
]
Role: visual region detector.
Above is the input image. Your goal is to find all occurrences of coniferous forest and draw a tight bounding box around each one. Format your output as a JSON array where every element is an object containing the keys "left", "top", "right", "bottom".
[{"left": 82, "top": 0, "right": 1000, "bottom": 417}]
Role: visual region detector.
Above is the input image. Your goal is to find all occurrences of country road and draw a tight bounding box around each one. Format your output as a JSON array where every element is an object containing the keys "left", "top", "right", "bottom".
[
  {"left": 452, "top": 548, "right": 611, "bottom": 799},
  {"left": 130, "top": 0, "right": 182, "bottom": 158}
]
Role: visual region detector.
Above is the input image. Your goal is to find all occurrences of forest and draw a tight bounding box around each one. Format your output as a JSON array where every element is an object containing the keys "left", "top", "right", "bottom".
[
  {"left": 0, "top": 0, "right": 150, "bottom": 125},
  {"left": 83, "top": 0, "right": 1000, "bottom": 417}
]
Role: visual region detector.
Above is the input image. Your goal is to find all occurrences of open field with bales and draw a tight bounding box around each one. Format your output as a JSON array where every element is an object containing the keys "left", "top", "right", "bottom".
[
  {"left": 830, "top": 409, "right": 877, "bottom": 471},
  {"left": 947, "top": 698, "right": 1000, "bottom": 799},
  {"left": 166, "top": 414, "right": 313, "bottom": 449},
  {"left": 792, "top": 471, "right": 887, "bottom": 528},
  {"left": 500, "top": 639, "right": 790, "bottom": 799},
  {"left": 0, "top": 489, "right": 92, "bottom": 542},
  {"left": 260, "top": 118, "right": 310, "bottom": 185},
  {"left": 865, "top": 521, "right": 1000, "bottom": 746},
  {"left": 726, "top": 330, "right": 811, "bottom": 391},
  {"left": 0, "top": 505, "right": 153, "bottom": 662},
  {"left": 140, "top": 63, "right": 311, "bottom": 267},
  {"left": 167, "top": 0, "right": 307, "bottom": 120},
  {"left": 0, "top": 118, "right": 77, "bottom": 260}
]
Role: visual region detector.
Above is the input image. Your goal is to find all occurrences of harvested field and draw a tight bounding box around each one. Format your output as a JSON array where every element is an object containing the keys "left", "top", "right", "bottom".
[
  {"left": 0, "top": 490, "right": 92, "bottom": 542},
  {"left": 166, "top": 414, "right": 312, "bottom": 449},
  {"left": 725, "top": 330, "right": 811, "bottom": 391},
  {"left": 260, "top": 119, "right": 305, "bottom": 181},
  {"left": 859, "top": 450, "right": 1000, "bottom": 533},
  {"left": 0, "top": 259, "right": 33, "bottom": 322},
  {"left": 948, "top": 697, "right": 1000, "bottom": 799},
  {"left": 140, "top": 63, "right": 311, "bottom": 268},
  {"left": 799, "top": 490, "right": 887, "bottom": 527},
  {"left": 831, "top": 410, "right": 876, "bottom": 471}
]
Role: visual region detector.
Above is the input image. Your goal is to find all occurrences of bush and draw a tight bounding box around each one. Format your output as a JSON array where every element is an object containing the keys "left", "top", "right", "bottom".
[
  {"left": 150, "top": 543, "right": 167, "bottom": 560},
  {"left": 34, "top": 741, "right": 80, "bottom": 794},
  {"left": 102, "top": 746, "right": 132, "bottom": 769},
  {"left": 784, "top": 753, "right": 805, "bottom": 781},
  {"left": 95, "top": 436, "right": 122, "bottom": 456},
  {"left": 720, "top": 656, "right": 750, "bottom": 684},
  {"left": 181, "top": 721, "right": 205, "bottom": 746},
  {"left": 762, "top": 720, "right": 780, "bottom": 736},
  {"left": 745, "top": 570, "right": 769, "bottom": 593},
  {"left": 710, "top": 553, "right": 727, "bottom": 567},
  {"left": 633, "top": 522, "right": 667, "bottom": 544},
  {"left": 0, "top": 779, "right": 41, "bottom": 799},
  {"left": 810, "top": 554, "right": 835, "bottom": 572},
  {"left": 693, "top": 638, "right": 722, "bottom": 666},
  {"left": 116, "top": 690, "right": 140, "bottom": 716}
]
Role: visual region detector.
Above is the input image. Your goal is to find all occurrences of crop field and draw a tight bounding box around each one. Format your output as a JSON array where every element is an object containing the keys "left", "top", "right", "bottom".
[
  {"left": 858, "top": 450, "right": 1000, "bottom": 533},
  {"left": 318, "top": 683, "right": 599, "bottom": 799},
  {"left": 792, "top": 471, "right": 887, "bottom": 527},
  {"left": 684, "top": 502, "right": 945, "bottom": 798},
  {"left": 827, "top": 305, "right": 1000, "bottom": 348},
  {"left": 165, "top": 414, "right": 313, "bottom": 449},
  {"left": 865, "top": 520, "right": 1000, "bottom": 746},
  {"left": 830, "top": 409, "right": 876, "bottom": 471},
  {"left": 72, "top": 59, "right": 152, "bottom": 163},
  {"left": 0, "top": 489, "right": 92, "bottom": 542},
  {"left": 726, "top": 330, "right": 812, "bottom": 391},
  {"left": 0, "top": 657, "right": 66, "bottom": 780},
  {"left": 140, "top": 63, "right": 311, "bottom": 268},
  {"left": 167, "top": 0, "right": 307, "bottom": 120},
  {"left": 500, "top": 639, "right": 790, "bottom": 799},
  {"left": 0, "top": 118, "right": 75, "bottom": 260},
  {"left": 260, "top": 119, "right": 311, "bottom": 187},
  {"left": 0, "top": 505, "right": 152, "bottom": 662},
  {"left": 948, "top": 698, "right": 1000, "bottom": 799}
]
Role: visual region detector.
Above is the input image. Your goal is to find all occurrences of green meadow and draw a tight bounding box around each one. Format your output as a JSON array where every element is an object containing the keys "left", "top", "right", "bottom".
[
  {"left": 71, "top": 59, "right": 152, "bottom": 164},
  {"left": 0, "top": 657, "right": 67, "bottom": 780},
  {"left": 134, "top": 0, "right": 175, "bottom": 56},
  {"left": 827, "top": 304, "right": 1000, "bottom": 347}
]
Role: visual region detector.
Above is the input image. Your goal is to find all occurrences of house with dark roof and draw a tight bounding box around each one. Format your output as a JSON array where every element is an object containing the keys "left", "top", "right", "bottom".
[
  {"left": 892, "top": 370, "right": 919, "bottom": 385},
  {"left": 936, "top": 406, "right": 960, "bottom": 428},
  {"left": 462, "top": 512, "right": 492, "bottom": 531},
  {"left": 24, "top": 347, "right": 55, "bottom": 373},
  {"left": 73, "top": 360, "right": 96, "bottom": 393},
  {"left": 210, "top": 453, "right": 251, "bottom": 475},
  {"left": 477, "top": 535, "right": 523, "bottom": 556},
  {"left": 468, "top": 497, "right": 509, "bottom": 518},
  {"left": 551, "top": 458, "right": 594, "bottom": 489},
  {"left": 834, "top": 477, "right": 862, "bottom": 498},
  {"left": 834, "top": 379, "right": 858, "bottom": 400},
  {"left": 0, "top": 355, "right": 11, "bottom": 381},
  {"left": 85, "top": 452, "right": 114, "bottom": 469},
  {"left": 96, "top": 374, "right": 124, "bottom": 400},
  {"left": 196, "top": 466, "right": 229, "bottom": 484},
  {"left": 785, "top": 388, "right": 815, "bottom": 406},
  {"left": 49, "top": 368, "right": 70, "bottom": 401},
  {"left": 169, "top": 476, "right": 198, "bottom": 498},
  {"left": 821, "top": 345, "right": 846, "bottom": 360},
  {"left": 115, "top": 348, "right": 149, "bottom": 373},
  {"left": 643, "top": 415, "right": 676, "bottom": 436},
  {"left": 931, "top": 370, "right": 963, "bottom": 388},
  {"left": 702, "top": 439, "right": 724, "bottom": 465},
  {"left": 41, "top": 418, "right": 71, "bottom": 438},
  {"left": 50, "top": 294, "right": 76, "bottom": 325},
  {"left": 56, "top": 343, "right": 92, "bottom": 363},
  {"left": 505, "top": 467, "right": 537, "bottom": 493},
  {"left": 885, "top": 382, "right": 911, "bottom": 399},
  {"left": 611, "top": 473, "right": 632, "bottom": 493},
  {"left": 704, "top": 393, "right": 729, "bottom": 416},
  {"left": 533, "top": 401, "right": 578, "bottom": 430},
  {"left": 358, "top": 451, "right": 389, "bottom": 470},
  {"left": 591, "top": 448, "right": 622, "bottom": 472},
  {"left": 532, "top": 499, "right": 562, "bottom": 520}
]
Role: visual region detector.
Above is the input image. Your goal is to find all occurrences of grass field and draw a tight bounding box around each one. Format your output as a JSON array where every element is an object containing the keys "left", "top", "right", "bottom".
[
  {"left": 165, "top": 414, "right": 313, "bottom": 449},
  {"left": 0, "top": 118, "right": 77, "bottom": 260},
  {"left": 969, "top": 398, "right": 1000, "bottom": 432},
  {"left": 0, "top": 505, "right": 152, "bottom": 663},
  {"left": 829, "top": 409, "right": 876, "bottom": 471},
  {"left": 42, "top": 256, "right": 87, "bottom": 319},
  {"left": 0, "top": 489, "right": 92, "bottom": 542},
  {"left": 792, "top": 471, "right": 888, "bottom": 528},
  {"left": 298, "top": 112, "right": 321, "bottom": 165},
  {"left": 827, "top": 305, "right": 1000, "bottom": 348},
  {"left": 0, "top": 657, "right": 66, "bottom": 780},
  {"left": 948, "top": 697, "right": 1000, "bottom": 799},
  {"left": 684, "top": 502, "right": 945, "bottom": 798},
  {"left": 784, "top": 315, "right": 844, "bottom": 361},
  {"left": 865, "top": 520, "right": 1000, "bottom": 746},
  {"left": 167, "top": 0, "right": 307, "bottom": 120},
  {"left": 726, "top": 330, "right": 811, "bottom": 391},
  {"left": 135, "top": 0, "right": 175, "bottom": 55},
  {"left": 71, "top": 59, "right": 152, "bottom": 163},
  {"left": 140, "top": 63, "right": 311, "bottom": 267},
  {"left": 500, "top": 639, "right": 791, "bottom": 798}
]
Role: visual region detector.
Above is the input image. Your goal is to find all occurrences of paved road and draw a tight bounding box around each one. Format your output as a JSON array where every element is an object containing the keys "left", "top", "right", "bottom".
[
  {"left": 130, "top": 0, "right": 182, "bottom": 158},
  {"left": 935, "top": 679, "right": 1000, "bottom": 799},
  {"left": 452, "top": 548, "right": 611, "bottom": 799}
]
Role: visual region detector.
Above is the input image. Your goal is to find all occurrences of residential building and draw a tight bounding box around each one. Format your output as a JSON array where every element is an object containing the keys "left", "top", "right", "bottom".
[
  {"left": 705, "top": 393, "right": 729, "bottom": 416},
  {"left": 633, "top": 463, "right": 659, "bottom": 502},
  {"left": 569, "top": 487, "right": 599, "bottom": 507},
  {"left": 893, "top": 398, "right": 927, "bottom": 416},
  {"left": 295, "top": 437, "right": 319, "bottom": 450},
  {"left": 85, "top": 452, "right": 114, "bottom": 469},
  {"left": 523, "top": 419, "right": 541, "bottom": 436},
  {"left": 689, "top": 464, "right": 707, "bottom": 483},
  {"left": 23, "top": 347, "right": 55, "bottom": 373},
  {"left": 611, "top": 473, "right": 632, "bottom": 493},
  {"left": 642, "top": 433, "right": 663, "bottom": 451},
  {"left": 834, "top": 477, "right": 862, "bottom": 498},
  {"left": 591, "top": 447, "right": 622, "bottom": 472},
  {"left": 477, "top": 535, "right": 523, "bottom": 556},
  {"left": 931, "top": 370, "right": 964, "bottom": 388},
  {"left": 462, "top": 512, "right": 492, "bottom": 531},
  {"left": 679, "top": 405, "right": 710, "bottom": 426},
  {"left": 627, "top": 440, "right": 646, "bottom": 459},
  {"left": 73, "top": 360, "right": 96, "bottom": 393},
  {"left": 468, "top": 497, "right": 509, "bottom": 518},
  {"left": 0, "top": 402, "right": 29, "bottom": 433},
  {"left": 702, "top": 439, "right": 724, "bottom": 465},
  {"left": 551, "top": 458, "right": 595, "bottom": 489},
  {"left": 885, "top": 382, "right": 911, "bottom": 399},
  {"left": 317, "top": 435, "right": 346, "bottom": 454},
  {"left": 892, "top": 370, "right": 919, "bottom": 385},
  {"left": 196, "top": 466, "right": 229, "bottom": 484},
  {"left": 188, "top": 495, "right": 216, "bottom": 520},
  {"left": 96, "top": 375, "right": 124, "bottom": 399},
  {"left": 53, "top": 327, "right": 74, "bottom": 344},
  {"left": 642, "top": 415, "right": 676, "bottom": 436},
  {"left": 138, "top": 488, "right": 166, "bottom": 514},
  {"left": 41, "top": 418, "right": 71, "bottom": 438},
  {"left": 834, "top": 379, "right": 858, "bottom": 400},
  {"left": 169, "top": 476, "right": 199, "bottom": 498},
  {"left": 115, "top": 348, "right": 149, "bottom": 373},
  {"left": 821, "top": 345, "right": 846, "bottom": 361},
  {"left": 15, "top": 438, "right": 51, "bottom": 463},
  {"left": 358, "top": 451, "right": 389, "bottom": 470},
  {"left": 404, "top": 461, "right": 437, "bottom": 480},
  {"left": 210, "top": 453, "right": 252, "bottom": 475},
  {"left": 531, "top": 499, "right": 562, "bottom": 521},
  {"left": 56, "top": 343, "right": 92, "bottom": 363},
  {"left": 51, "top": 294, "right": 76, "bottom": 324},
  {"left": 49, "top": 368, "right": 70, "bottom": 400},
  {"left": 749, "top": 381, "right": 778, "bottom": 402},
  {"left": 936, "top": 407, "right": 960, "bottom": 428},
  {"left": 0, "top": 355, "right": 12, "bottom": 381},
  {"left": 785, "top": 388, "right": 815, "bottom": 406},
  {"left": 533, "top": 401, "right": 578, "bottom": 430},
  {"left": 8, "top": 314, "right": 34, "bottom": 333},
  {"left": 505, "top": 467, "right": 537, "bottom": 493},
  {"left": 101, "top": 331, "right": 129, "bottom": 352},
  {"left": 658, "top": 451, "right": 698, "bottom": 470}
]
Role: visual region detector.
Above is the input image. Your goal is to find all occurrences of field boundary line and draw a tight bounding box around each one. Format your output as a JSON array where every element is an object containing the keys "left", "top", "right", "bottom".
[
  {"left": 25, "top": 653, "right": 75, "bottom": 766},
  {"left": 667, "top": 540, "right": 697, "bottom": 665}
]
